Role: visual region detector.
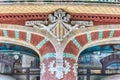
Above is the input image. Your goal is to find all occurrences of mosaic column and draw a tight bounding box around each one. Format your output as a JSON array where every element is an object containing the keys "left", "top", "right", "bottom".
[
  {"left": 40, "top": 53, "right": 58, "bottom": 80},
  {"left": 61, "top": 53, "right": 78, "bottom": 80},
  {"left": 40, "top": 53, "right": 78, "bottom": 80}
]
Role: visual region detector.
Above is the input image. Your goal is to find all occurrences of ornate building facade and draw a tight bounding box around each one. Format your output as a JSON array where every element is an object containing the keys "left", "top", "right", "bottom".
[{"left": 0, "top": 0, "right": 120, "bottom": 80}]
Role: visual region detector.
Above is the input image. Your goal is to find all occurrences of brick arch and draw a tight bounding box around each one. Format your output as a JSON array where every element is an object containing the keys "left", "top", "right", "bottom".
[
  {"left": 64, "top": 25, "right": 120, "bottom": 61},
  {"left": 0, "top": 24, "right": 56, "bottom": 61}
]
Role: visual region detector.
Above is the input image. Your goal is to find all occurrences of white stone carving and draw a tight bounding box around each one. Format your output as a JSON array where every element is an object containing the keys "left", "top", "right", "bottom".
[
  {"left": 71, "top": 21, "right": 93, "bottom": 27},
  {"left": 25, "top": 9, "right": 94, "bottom": 42},
  {"left": 40, "top": 63, "right": 45, "bottom": 76},
  {"left": 73, "top": 63, "right": 78, "bottom": 78},
  {"left": 25, "top": 20, "right": 48, "bottom": 27},
  {"left": 48, "top": 60, "right": 71, "bottom": 79},
  {"left": 31, "top": 9, "right": 78, "bottom": 42}
]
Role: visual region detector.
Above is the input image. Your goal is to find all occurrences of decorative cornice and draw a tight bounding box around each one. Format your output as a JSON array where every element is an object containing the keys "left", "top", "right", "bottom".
[
  {"left": 0, "top": 12, "right": 120, "bottom": 26},
  {"left": 0, "top": 4, "right": 120, "bottom": 27},
  {"left": 0, "top": 4, "right": 119, "bottom": 14}
]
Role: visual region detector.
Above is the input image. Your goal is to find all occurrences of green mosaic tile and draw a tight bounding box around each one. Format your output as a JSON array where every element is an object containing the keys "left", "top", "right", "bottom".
[
  {"left": 3, "top": 30, "right": 8, "bottom": 37},
  {"left": 42, "top": 53, "right": 76, "bottom": 60},
  {"left": 64, "top": 53, "right": 76, "bottom": 60},
  {"left": 36, "top": 38, "right": 48, "bottom": 49},
  {"left": 99, "top": 31, "right": 103, "bottom": 39},
  {"left": 26, "top": 32, "right": 31, "bottom": 43},
  {"left": 72, "top": 38, "right": 81, "bottom": 49},
  {"left": 87, "top": 32, "right": 91, "bottom": 42},
  {"left": 109, "top": 30, "right": 114, "bottom": 38},
  {"left": 42, "top": 53, "right": 55, "bottom": 60},
  {"left": 15, "top": 31, "right": 19, "bottom": 39}
]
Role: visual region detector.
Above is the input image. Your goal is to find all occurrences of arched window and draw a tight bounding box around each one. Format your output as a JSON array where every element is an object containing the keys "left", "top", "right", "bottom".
[{"left": 78, "top": 44, "right": 120, "bottom": 80}]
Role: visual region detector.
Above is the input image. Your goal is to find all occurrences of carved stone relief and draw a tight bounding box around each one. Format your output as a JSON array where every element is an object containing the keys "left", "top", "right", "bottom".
[{"left": 25, "top": 9, "right": 93, "bottom": 42}]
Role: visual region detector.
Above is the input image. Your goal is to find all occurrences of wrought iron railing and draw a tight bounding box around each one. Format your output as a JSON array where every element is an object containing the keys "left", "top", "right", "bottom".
[
  {"left": 0, "top": 67, "right": 40, "bottom": 75},
  {"left": 78, "top": 67, "right": 120, "bottom": 80},
  {"left": 0, "top": 67, "right": 40, "bottom": 80},
  {"left": 13, "top": 67, "right": 40, "bottom": 75}
]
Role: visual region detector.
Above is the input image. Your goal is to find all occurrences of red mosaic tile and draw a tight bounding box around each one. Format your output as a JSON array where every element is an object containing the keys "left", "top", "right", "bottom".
[
  {"left": 91, "top": 31, "right": 99, "bottom": 41},
  {"left": 76, "top": 34, "right": 88, "bottom": 46},
  {"left": 102, "top": 30, "right": 110, "bottom": 38},
  {"left": 113, "top": 30, "right": 120, "bottom": 37},
  {"left": 31, "top": 34, "right": 44, "bottom": 46},
  {"left": 64, "top": 41, "right": 79, "bottom": 56},
  {"left": 0, "top": 30, "right": 3, "bottom": 36},
  {"left": 7, "top": 30, "right": 15, "bottom": 38},
  {"left": 40, "top": 41, "right": 56, "bottom": 56},
  {"left": 19, "top": 31, "right": 26, "bottom": 41}
]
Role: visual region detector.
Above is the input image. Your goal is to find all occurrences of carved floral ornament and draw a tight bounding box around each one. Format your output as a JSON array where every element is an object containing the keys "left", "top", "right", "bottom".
[
  {"left": 48, "top": 60, "right": 71, "bottom": 79},
  {"left": 25, "top": 9, "right": 94, "bottom": 42}
]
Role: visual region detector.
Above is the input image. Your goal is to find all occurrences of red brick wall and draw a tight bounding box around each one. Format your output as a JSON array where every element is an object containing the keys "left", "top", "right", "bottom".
[{"left": 0, "top": 13, "right": 120, "bottom": 26}]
